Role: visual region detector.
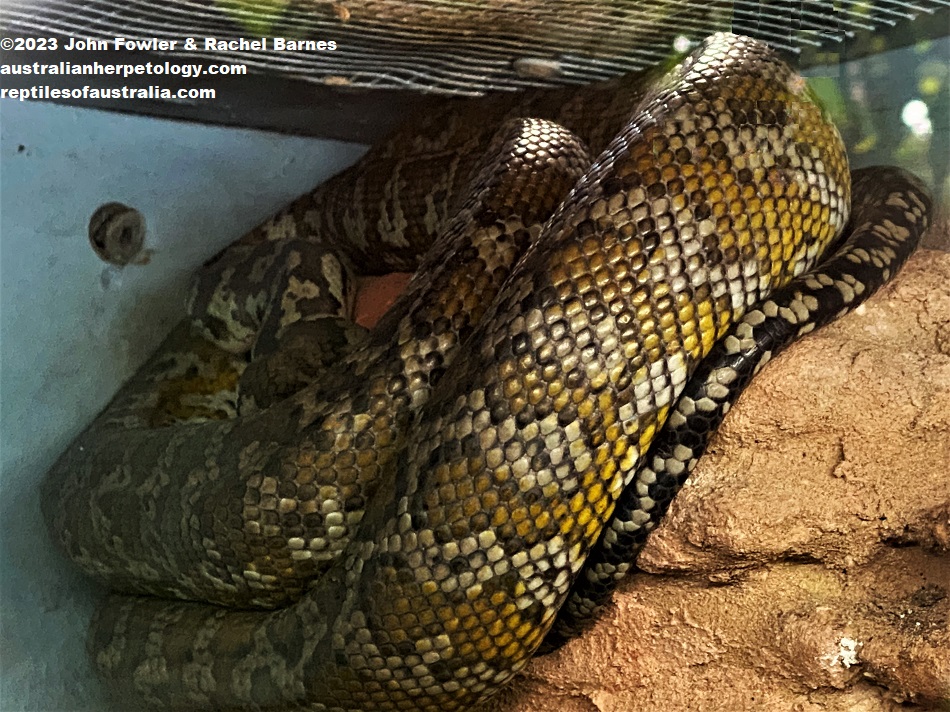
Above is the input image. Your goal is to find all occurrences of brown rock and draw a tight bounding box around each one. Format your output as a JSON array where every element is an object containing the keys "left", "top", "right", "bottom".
[
  {"left": 479, "top": 247, "right": 950, "bottom": 712},
  {"left": 355, "top": 272, "right": 413, "bottom": 328}
]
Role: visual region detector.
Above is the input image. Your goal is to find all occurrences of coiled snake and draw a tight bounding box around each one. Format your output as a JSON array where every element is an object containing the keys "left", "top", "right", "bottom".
[{"left": 42, "top": 33, "right": 932, "bottom": 710}]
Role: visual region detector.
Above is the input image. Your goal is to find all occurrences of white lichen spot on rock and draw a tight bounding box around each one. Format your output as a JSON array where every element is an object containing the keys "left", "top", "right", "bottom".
[{"left": 823, "top": 636, "right": 861, "bottom": 669}]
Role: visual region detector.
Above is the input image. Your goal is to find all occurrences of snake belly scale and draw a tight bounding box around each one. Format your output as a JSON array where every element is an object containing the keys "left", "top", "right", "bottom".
[{"left": 40, "top": 33, "right": 929, "bottom": 710}]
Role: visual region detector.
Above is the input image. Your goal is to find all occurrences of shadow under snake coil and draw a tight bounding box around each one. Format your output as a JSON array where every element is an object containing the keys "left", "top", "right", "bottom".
[{"left": 42, "top": 33, "right": 932, "bottom": 710}]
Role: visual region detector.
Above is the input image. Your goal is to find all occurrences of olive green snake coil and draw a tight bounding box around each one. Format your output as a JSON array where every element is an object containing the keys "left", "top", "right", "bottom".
[{"left": 41, "top": 33, "right": 931, "bottom": 710}]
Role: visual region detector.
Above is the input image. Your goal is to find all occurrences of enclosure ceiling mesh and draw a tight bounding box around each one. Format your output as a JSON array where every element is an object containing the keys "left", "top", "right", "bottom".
[{"left": 2, "top": 0, "right": 949, "bottom": 94}]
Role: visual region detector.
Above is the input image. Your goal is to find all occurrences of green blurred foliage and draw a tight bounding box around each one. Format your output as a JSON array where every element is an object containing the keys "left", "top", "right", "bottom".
[{"left": 215, "top": 0, "right": 291, "bottom": 35}]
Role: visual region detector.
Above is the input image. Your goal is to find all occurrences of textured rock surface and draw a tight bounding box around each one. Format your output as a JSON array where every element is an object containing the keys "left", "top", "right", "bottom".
[{"left": 477, "top": 247, "right": 950, "bottom": 712}]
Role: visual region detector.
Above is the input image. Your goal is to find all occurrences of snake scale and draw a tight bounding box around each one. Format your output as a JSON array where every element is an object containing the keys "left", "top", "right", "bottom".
[{"left": 41, "top": 33, "right": 932, "bottom": 710}]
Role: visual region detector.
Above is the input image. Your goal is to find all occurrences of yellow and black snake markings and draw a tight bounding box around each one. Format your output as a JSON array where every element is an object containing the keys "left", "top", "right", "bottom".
[
  {"left": 543, "top": 165, "right": 932, "bottom": 649},
  {"left": 42, "top": 34, "right": 930, "bottom": 710}
]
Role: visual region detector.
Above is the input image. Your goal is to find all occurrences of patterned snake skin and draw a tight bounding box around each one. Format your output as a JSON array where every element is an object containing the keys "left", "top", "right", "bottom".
[
  {"left": 41, "top": 33, "right": 931, "bottom": 710},
  {"left": 542, "top": 164, "right": 931, "bottom": 649}
]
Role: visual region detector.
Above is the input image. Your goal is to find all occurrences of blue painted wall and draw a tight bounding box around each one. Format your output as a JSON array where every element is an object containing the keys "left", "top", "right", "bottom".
[{"left": 0, "top": 99, "right": 365, "bottom": 711}]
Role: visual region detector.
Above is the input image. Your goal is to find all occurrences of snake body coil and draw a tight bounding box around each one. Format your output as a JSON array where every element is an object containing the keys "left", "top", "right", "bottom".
[
  {"left": 544, "top": 165, "right": 931, "bottom": 647},
  {"left": 41, "top": 34, "right": 929, "bottom": 710}
]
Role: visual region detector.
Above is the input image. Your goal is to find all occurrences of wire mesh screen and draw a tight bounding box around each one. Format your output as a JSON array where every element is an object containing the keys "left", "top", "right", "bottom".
[{"left": 2, "top": 0, "right": 949, "bottom": 94}]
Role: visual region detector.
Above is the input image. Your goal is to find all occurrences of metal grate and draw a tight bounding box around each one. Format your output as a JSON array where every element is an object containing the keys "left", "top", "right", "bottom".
[{"left": 2, "top": 0, "right": 949, "bottom": 95}]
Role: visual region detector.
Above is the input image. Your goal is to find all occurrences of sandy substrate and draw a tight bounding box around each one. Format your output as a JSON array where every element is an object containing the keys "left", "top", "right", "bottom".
[{"left": 474, "top": 246, "right": 950, "bottom": 711}]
